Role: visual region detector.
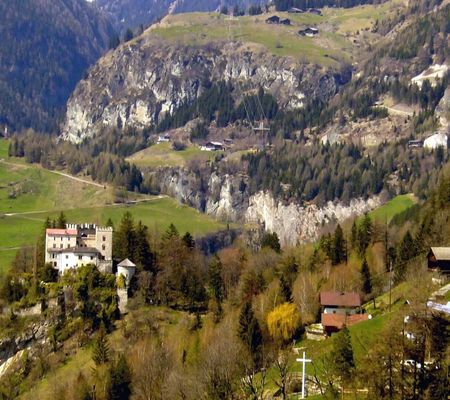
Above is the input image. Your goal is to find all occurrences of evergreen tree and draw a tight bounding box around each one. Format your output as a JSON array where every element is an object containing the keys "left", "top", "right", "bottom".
[
  {"left": 238, "top": 301, "right": 263, "bottom": 366},
  {"left": 133, "top": 221, "right": 153, "bottom": 271},
  {"left": 358, "top": 214, "right": 373, "bottom": 255},
  {"left": 280, "top": 274, "right": 292, "bottom": 302},
  {"left": 331, "top": 327, "right": 355, "bottom": 388},
  {"left": 208, "top": 255, "right": 224, "bottom": 305},
  {"left": 360, "top": 258, "right": 372, "bottom": 294},
  {"left": 114, "top": 212, "right": 136, "bottom": 261},
  {"left": 261, "top": 232, "right": 281, "bottom": 253},
  {"left": 92, "top": 324, "right": 110, "bottom": 366},
  {"left": 182, "top": 231, "right": 195, "bottom": 250},
  {"left": 163, "top": 223, "right": 179, "bottom": 242},
  {"left": 56, "top": 211, "right": 67, "bottom": 229},
  {"left": 331, "top": 224, "right": 347, "bottom": 265},
  {"left": 106, "top": 218, "right": 114, "bottom": 228},
  {"left": 107, "top": 354, "right": 132, "bottom": 400}
]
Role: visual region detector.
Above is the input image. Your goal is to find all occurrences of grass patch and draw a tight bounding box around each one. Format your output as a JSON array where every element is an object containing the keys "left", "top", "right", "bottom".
[
  {"left": 127, "top": 142, "right": 221, "bottom": 168},
  {"left": 369, "top": 194, "right": 417, "bottom": 223}
]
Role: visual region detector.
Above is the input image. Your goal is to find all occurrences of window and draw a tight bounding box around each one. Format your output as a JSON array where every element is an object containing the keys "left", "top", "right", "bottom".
[
  {"left": 78, "top": 255, "right": 82, "bottom": 260},
  {"left": 102, "top": 244, "right": 106, "bottom": 251},
  {"left": 102, "top": 236, "right": 106, "bottom": 242},
  {"left": 54, "top": 262, "right": 57, "bottom": 267},
  {"left": 53, "top": 244, "right": 56, "bottom": 248},
  {"left": 67, "top": 244, "right": 70, "bottom": 248},
  {"left": 90, "top": 256, "right": 94, "bottom": 260},
  {"left": 60, "top": 244, "right": 63, "bottom": 249},
  {"left": 61, "top": 237, "right": 63, "bottom": 241},
  {"left": 66, "top": 255, "right": 69, "bottom": 259}
]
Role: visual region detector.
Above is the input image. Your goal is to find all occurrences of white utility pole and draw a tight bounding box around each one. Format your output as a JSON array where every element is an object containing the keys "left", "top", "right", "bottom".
[{"left": 296, "top": 351, "right": 312, "bottom": 399}]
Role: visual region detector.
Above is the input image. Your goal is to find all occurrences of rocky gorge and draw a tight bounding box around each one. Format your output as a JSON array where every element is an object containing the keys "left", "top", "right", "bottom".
[{"left": 151, "top": 167, "right": 384, "bottom": 246}]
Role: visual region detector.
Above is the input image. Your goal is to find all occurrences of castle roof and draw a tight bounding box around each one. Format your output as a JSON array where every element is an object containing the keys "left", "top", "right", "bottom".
[
  {"left": 46, "top": 228, "right": 77, "bottom": 236},
  {"left": 51, "top": 246, "right": 100, "bottom": 254},
  {"left": 118, "top": 258, "right": 136, "bottom": 268}
]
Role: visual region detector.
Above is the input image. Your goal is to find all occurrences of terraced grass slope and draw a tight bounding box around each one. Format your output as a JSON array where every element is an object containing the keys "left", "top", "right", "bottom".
[{"left": 150, "top": 1, "right": 405, "bottom": 66}]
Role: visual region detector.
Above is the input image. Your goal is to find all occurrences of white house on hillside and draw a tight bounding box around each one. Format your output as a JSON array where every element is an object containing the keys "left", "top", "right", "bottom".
[
  {"left": 45, "top": 224, "right": 113, "bottom": 274},
  {"left": 423, "top": 132, "right": 448, "bottom": 150}
]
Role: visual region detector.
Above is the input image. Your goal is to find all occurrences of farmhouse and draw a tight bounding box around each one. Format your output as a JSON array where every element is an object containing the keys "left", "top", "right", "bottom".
[
  {"left": 427, "top": 247, "right": 450, "bottom": 273},
  {"left": 157, "top": 134, "right": 170, "bottom": 143},
  {"left": 265, "top": 15, "right": 280, "bottom": 24},
  {"left": 45, "top": 224, "right": 113, "bottom": 274},
  {"left": 298, "top": 27, "right": 319, "bottom": 37},
  {"left": 320, "top": 291, "right": 368, "bottom": 334},
  {"left": 201, "top": 141, "right": 224, "bottom": 151},
  {"left": 307, "top": 8, "right": 322, "bottom": 15},
  {"left": 408, "top": 139, "right": 423, "bottom": 148}
]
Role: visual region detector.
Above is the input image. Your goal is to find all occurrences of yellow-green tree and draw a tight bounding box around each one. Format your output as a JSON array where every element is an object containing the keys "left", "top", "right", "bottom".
[{"left": 267, "top": 303, "right": 301, "bottom": 342}]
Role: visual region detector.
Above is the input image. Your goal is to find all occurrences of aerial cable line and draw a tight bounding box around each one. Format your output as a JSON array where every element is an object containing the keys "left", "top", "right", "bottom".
[{"left": 234, "top": 9, "right": 270, "bottom": 133}]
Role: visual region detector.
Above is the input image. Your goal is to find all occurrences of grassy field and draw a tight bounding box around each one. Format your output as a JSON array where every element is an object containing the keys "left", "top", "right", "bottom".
[
  {"left": 0, "top": 139, "right": 230, "bottom": 275},
  {"left": 369, "top": 194, "right": 417, "bottom": 223},
  {"left": 127, "top": 142, "right": 221, "bottom": 168},
  {"left": 150, "top": 1, "right": 405, "bottom": 66}
]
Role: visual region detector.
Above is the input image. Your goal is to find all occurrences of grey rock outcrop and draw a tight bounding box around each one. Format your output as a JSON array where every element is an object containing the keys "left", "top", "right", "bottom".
[
  {"left": 152, "top": 167, "right": 383, "bottom": 246},
  {"left": 61, "top": 38, "right": 341, "bottom": 142}
]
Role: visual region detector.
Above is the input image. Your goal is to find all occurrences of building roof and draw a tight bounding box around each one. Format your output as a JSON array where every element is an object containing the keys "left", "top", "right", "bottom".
[
  {"left": 51, "top": 246, "right": 100, "bottom": 254},
  {"left": 46, "top": 228, "right": 78, "bottom": 236},
  {"left": 429, "top": 247, "right": 450, "bottom": 261},
  {"left": 320, "top": 291, "right": 361, "bottom": 307},
  {"left": 321, "top": 313, "right": 368, "bottom": 329},
  {"left": 118, "top": 258, "right": 136, "bottom": 268}
]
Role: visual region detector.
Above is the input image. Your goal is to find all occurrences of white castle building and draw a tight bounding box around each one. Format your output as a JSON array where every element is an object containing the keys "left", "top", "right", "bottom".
[{"left": 45, "top": 224, "right": 113, "bottom": 274}]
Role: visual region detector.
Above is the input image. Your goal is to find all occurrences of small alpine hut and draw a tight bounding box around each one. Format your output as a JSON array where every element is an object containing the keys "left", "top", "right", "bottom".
[
  {"left": 117, "top": 258, "right": 137, "bottom": 286},
  {"left": 427, "top": 247, "right": 450, "bottom": 273}
]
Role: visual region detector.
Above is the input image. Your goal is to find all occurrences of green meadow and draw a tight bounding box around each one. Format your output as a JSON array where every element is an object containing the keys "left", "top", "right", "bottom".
[
  {"left": 150, "top": 1, "right": 404, "bottom": 66},
  {"left": 369, "top": 194, "right": 417, "bottom": 223},
  {"left": 0, "top": 139, "right": 229, "bottom": 275}
]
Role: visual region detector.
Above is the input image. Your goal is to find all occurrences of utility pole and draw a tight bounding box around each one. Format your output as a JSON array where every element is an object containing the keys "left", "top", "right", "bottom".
[{"left": 296, "top": 351, "right": 312, "bottom": 399}]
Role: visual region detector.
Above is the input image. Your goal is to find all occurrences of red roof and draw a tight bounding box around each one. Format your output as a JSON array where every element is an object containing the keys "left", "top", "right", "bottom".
[
  {"left": 46, "top": 228, "right": 77, "bottom": 236},
  {"left": 321, "top": 313, "right": 368, "bottom": 329},
  {"left": 320, "top": 291, "right": 361, "bottom": 307}
]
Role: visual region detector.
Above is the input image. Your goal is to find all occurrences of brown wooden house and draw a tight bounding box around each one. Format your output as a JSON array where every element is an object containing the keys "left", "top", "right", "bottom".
[{"left": 427, "top": 247, "right": 450, "bottom": 273}]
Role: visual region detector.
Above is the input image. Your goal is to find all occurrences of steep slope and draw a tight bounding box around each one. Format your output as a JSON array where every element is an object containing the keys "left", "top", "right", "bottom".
[
  {"left": 0, "top": 0, "right": 116, "bottom": 133},
  {"left": 94, "top": 0, "right": 265, "bottom": 31}
]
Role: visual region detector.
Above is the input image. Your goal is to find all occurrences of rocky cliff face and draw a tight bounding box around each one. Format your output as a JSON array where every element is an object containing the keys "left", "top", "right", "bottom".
[
  {"left": 152, "top": 167, "right": 382, "bottom": 246},
  {"left": 61, "top": 37, "right": 340, "bottom": 142}
]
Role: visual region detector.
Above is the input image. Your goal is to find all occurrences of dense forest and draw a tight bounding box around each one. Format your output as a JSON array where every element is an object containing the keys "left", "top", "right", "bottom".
[{"left": 0, "top": 0, "right": 115, "bottom": 132}]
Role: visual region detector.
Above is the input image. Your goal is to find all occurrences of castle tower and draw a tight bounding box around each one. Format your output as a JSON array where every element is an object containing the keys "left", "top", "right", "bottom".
[{"left": 95, "top": 226, "right": 113, "bottom": 261}]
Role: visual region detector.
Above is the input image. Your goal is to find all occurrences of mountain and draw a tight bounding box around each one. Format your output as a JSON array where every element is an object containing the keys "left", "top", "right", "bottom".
[
  {"left": 94, "top": 0, "right": 266, "bottom": 31},
  {"left": 0, "top": 0, "right": 116, "bottom": 133}
]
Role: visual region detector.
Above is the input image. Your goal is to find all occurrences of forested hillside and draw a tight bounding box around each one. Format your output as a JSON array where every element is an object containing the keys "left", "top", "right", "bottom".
[{"left": 0, "top": 0, "right": 115, "bottom": 132}]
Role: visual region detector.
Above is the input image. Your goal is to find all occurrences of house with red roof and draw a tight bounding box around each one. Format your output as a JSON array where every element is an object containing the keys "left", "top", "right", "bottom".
[{"left": 320, "top": 291, "right": 368, "bottom": 335}]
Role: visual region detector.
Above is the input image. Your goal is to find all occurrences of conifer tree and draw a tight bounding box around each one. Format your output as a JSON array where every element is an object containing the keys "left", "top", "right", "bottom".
[
  {"left": 133, "top": 221, "right": 153, "bottom": 271},
  {"left": 92, "top": 324, "right": 110, "bottom": 366},
  {"left": 358, "top": 214, "right": 373, "bottom": 255},
  {"left": 238, "top": 301, "right": 263, "bottom": 367},
  {"left": 107, "top": 354, "right": 132, "bottom": 400},
  {"left": 208, "top": 255, "right": 224, "bottom": 305},
  {"left": 163, "top": 223, "right": 179, "bottom": 242},
  {"left": 56, "top": 211, "right": 67, "bottom": 229},
  {"left": 332, "top": 224, "right": 347, "bottom": 265},
  {"left": 114, "top": 212, "right": 136, "bottom": 261},
  {"left": 331, "top": 327, "right": 355, "bottom": 389},
  {"left": 361, "top": 258, "right": 372, "bottom": 294},
  {"left": 182, "top": 231, "right": 195, "bottom": 249}
]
